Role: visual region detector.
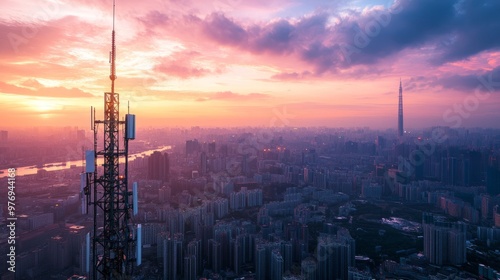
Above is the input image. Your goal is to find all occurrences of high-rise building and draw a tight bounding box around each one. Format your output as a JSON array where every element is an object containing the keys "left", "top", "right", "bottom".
[
  {"left": 158, "top": 186, "right": 171, "bottom": 203},
  {"left": 316, "top": 229, "right": 355, "bottom": 280},
  {"left": 213, "top": 222, "right": 234, "bottom": 270},
  {"left": 481, "top": 194, "right": 492, "bottom": 219},
  {"left": 208, "top": 141, "right": 216, "bottom": 154},
  {"left": 316, "top": 237, "right": 333, "bottom": 280},
  {"left": 186, "top": 139, "right": 200, "bottom": 155},
  {"left": 398, "top": 79, "right": 404, "bottom": 137},
  {"left": 232, "top": 237, "right": 242, "bottom": 275},
  {"left": 160, "top": 233, "right": 184, "bottom": 280},
  {"left": 48, "top": 236, "right": 71, "bottom": 272},
  {"left": 441, "top": 156, "right": 459, "bottom": 186},
  {"left": 143, "top": 223, "right": 166, "bottom": 246},
  {"left": 0, "top": 130, "right": 8, "bottom": 142},
  {"left": 200, "top": 152, "right": 208, "bottom": 175},
  {"left": 494, "top": 205, "right": 500, "bottom": 227},
  {"left": 187, "top": 239, "right": 202, "bottom": 275},
  {"left": 285, "top": 222, "right": 309, "bottom": 263},
  {"left": 487, "top": 155, "right": 500, "bottom": 195},
  {"left": 66, "top": 225, "right": 89, "bottom": 273},
  {"left": 422, "top": 213, "right": 466, "bottom": 266},
  {"left": 271, "top": 250, "right": 284, "bottom": 280},
  {"left": 468, "top": 150, "right": 482, "bottom": 185},
  {"left": 241, "top": 154, "right": 248, "bottom": 175},
  {"left": 166, "top": 209, "right": 186, "bottom": 235},
  {"left": 183, "top": 255, "right": 197, "bottom": 280},
  {"left": 234, "top": 233, "right": 253, "bottom": 267},
  {"left": 148, "top": 151, "right": 170, "bottom": 182},
  {"left": 255, "top": 245, "right": 267, "bottom": 280},
  {"left": 208, "top": 239, "right": 221, "bottom": 272},
  {"left": 282, "top": 241, "right": 293, "bottom": 273},
  {"left": 301, "top": 257, "right": 317, "bottom": 280}
]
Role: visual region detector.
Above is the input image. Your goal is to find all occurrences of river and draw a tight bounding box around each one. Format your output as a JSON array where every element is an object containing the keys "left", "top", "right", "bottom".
[{"left": 0, "top": 146, "right": 171, "bottom": 178}]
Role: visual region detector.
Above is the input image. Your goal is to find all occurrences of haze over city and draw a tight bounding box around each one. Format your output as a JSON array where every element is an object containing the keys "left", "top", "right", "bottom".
[{"left": 1, "top": 0, "right": 500, "bottom": 129}]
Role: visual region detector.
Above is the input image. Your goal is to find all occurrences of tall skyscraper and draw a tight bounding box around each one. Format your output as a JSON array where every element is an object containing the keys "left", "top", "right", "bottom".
[
  {"left": 487, "top": 155, "right": 500, "bottom": 195},
  {"left": 0, "top": 130, "right": 8, "bottom": 141},
  {"left": 187, "top": 239, "right": 202, "bottom": 275},
  {"left": 148, "top": 151, "right": 170, "bottom": 181},
  {"left": 208, "top": 239, "right": 221, "bottom": 272},
  {"left": 398, "top": 79, "right": 404, "bottom": 137},
  {"left": 186, "top": 139, "right": 200, "bottom": 155},
  {"left": 270, "top": 250, "right": 284, "bottom": 280},
  {"left": 422, "top": 213, "right": 466, "bottom": 266},
  {"left": 316, "top": 229, "right": 355, "bottom": 280},
  {"left": 183, "top": 255, "right": 197, "bottom": 280},
  {"left": 200, "top": 152, "right": 207, "bottom": 175},
  {"left": 255, "top": 245, "right": 266, "bottom": 280},
  {"left": 161, "top": 233, "right": 184, "bottom": 280},
  {"left": 48, "top": 235, "right": 71, "bottom": 272}
]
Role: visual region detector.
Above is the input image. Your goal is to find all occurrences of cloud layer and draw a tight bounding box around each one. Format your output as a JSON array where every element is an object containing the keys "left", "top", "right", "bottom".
[{"left": 1, "top": 0, "right": 500, "bottom": 128}]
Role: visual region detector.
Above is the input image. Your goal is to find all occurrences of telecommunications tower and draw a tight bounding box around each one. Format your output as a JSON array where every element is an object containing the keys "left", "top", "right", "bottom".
[{"left": 82, "top": 0, "right": 140, "bottom": 278}]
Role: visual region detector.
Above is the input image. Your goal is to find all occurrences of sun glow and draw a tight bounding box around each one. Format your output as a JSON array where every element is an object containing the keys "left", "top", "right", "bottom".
[{"left": 29, "top": 99, "right": 61, "bottom": 112}]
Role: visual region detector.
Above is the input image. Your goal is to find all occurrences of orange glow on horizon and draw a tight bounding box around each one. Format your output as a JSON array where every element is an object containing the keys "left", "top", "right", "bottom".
[{"left": 1, "top": 0, "right": 499, "bottom": 129}]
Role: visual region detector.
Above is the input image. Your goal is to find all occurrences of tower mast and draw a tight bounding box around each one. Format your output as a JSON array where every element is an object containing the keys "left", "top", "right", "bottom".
[{"left": 85, "top": 0, "right": 137, "bottom": 278}]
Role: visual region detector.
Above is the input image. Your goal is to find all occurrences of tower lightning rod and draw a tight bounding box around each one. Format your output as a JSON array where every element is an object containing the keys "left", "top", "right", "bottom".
[
  {"left": 113, "top": 0, "right": 115, "bottom": 31},
  {"left": 110, "top": 0, "right": 116, "bottom": 92}
]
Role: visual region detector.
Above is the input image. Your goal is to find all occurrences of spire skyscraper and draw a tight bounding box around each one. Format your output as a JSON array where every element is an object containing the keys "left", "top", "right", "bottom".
[{"left": 398, "top": 79, "right": 404, "bottom": 137}]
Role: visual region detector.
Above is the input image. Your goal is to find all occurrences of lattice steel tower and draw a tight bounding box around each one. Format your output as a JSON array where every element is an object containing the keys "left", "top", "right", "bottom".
[
  {"left": 398, "top": 79, "right": 404, "bottom": 137},
  {"left": 84, "top": 0, "right": 137, "bottom": 278}
]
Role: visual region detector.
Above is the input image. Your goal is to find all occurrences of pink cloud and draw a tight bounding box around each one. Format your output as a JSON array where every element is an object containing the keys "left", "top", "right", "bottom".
[
  {"left": 154, "top": 50, "right": 224, "bottom": 79},
  {"left": 196, "top": 91, "right": 269, "bottom": 102},
  {"left": 0, "top": 20, "right": 62, "bottom": 58},
  {"left": 0, "top": 81, "right": 93, "bottom": 98},
  {"left": 270, "top": 71, "right": 312, "bottom": 81}
]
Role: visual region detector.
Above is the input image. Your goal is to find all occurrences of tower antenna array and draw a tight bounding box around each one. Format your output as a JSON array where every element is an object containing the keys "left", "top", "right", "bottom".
[{"left": 84, "top": 0, "right": 137, "bottom": 278}]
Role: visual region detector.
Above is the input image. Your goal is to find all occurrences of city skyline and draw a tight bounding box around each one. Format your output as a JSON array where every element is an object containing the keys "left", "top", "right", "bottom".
[
  {"left": 1, "top": 0, "right": 500, "bottom": 129},
  {"left": 4, "top": 123, "right": 500, "bottom": 279},
  {"left": 2, "top": 1, "right": 500, "bottom": 278}
]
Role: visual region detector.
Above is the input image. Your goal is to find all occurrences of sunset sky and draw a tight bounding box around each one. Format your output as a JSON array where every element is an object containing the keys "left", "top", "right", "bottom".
[{"left": 1, "top": 0, "right": 499, "bottom": 129}]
